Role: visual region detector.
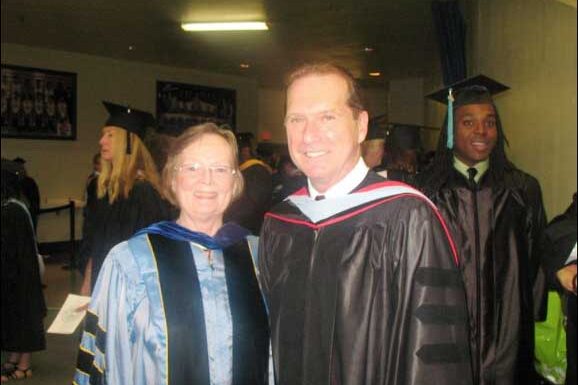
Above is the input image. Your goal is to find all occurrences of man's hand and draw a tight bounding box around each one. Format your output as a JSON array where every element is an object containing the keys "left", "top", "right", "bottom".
[{"left": 556, "top": 264, "right": 577, "bottom": 295}]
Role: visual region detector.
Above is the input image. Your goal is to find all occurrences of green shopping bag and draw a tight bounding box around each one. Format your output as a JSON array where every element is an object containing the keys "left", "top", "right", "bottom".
[{"left": 535, "top": 291, "right": 567, "bottom": 384}]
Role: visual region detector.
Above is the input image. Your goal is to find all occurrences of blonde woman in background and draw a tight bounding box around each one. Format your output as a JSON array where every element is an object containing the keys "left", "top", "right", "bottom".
[{"left": 78, "top": 102, "right": 172, "bottom": 294}]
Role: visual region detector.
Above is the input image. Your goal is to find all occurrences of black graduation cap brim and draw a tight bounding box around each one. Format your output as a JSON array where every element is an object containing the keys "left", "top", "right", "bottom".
[
  {"left": 102, "top": 101, "right": 156, "bottom": 141},
  {"left": 236, "top": 132, "right": 255, "bottom": 148},
  {"left": 426, "top": 74, "right": 510, "bottom": 105},
  {"left": 387, "top": 125, "right": 421, "bottom": 150},
  {"left": 366, "top": 120, "right": 387, "bottom": 141}
]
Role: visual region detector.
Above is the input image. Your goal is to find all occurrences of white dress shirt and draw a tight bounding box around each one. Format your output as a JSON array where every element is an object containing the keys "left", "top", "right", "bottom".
[{"left": 308, "top": 158, "right": 370, "bottom": 199}]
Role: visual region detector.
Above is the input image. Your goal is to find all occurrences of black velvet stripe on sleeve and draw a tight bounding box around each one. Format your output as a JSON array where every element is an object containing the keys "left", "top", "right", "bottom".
[
  {"left": 416, "top": 343, "right": 471, "bottom": 364},
  {"left": 75, "top": 348, "right": 101, "bottom": 382},
  {"left": 83, "top": 311, "right": 107, "bottom": 355},
  {"left": 76, "top": 312, "right": 106, "bottom": 385},
  {"left": 149, "top": 234, "right": 211, "bottom": 385},
  {"left": 223, "top": 241, "right": 270, "bottom": 385},
  {"left": 415, "top": 304, "right": 468, "bottom": 325},
  {"left": 415, "top": 267, "right": 463, "bottom": 288}
]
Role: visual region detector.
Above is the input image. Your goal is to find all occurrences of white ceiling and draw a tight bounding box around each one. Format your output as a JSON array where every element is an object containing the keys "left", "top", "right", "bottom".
[{"left": 1, "top": 0, "right": 440, "bottom": 86}]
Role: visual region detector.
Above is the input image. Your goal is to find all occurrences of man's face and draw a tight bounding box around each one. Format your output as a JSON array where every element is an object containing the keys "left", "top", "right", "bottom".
[
  {"left": 285, "top": 73, "right": 368, "bottom": 193},
  {"left": 454, "top": 103, "right": 498, "bottom": 166}
]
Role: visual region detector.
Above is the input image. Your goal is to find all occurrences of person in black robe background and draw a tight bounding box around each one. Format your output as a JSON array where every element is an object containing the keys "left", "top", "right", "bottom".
[
  {"left": 417, "top": 76, "right": 547, "bottom": 385},
  {"left": 541, "top": 194, "right": 576, "bottom": 385},
  {"left": 79, "top": 102, "right": 172, "bottom": 293},
  {"left": 224, "top": 132, "right": 272, "bottom": 234},
  {"left": 12, "top": 157, "right": 40, "bottom": 231},
  {"left": 260, "top": 63, "right": 473, "bottom": 385},
  {"left": 1, "top": 164, "right": 46, "bottom": 381}
]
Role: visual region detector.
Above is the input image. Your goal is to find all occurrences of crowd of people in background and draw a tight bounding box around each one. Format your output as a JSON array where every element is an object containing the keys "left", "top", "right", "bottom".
[{"left": 1, "top": 62, "right": 575, "bottom": 385}]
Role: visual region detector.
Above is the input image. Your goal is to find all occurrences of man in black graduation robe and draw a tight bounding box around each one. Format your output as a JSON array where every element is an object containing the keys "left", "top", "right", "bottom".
[
  {"left": 259, "top": 63, "right": 473, "bottom": 385},
  {"left": 417, "top": 77, "right": 547, "bottom": 385}
]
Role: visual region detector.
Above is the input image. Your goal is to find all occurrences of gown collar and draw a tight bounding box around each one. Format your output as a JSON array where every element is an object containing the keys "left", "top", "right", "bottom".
[{"left": 136, "top": 221, "right": 250, "bottom": 250}]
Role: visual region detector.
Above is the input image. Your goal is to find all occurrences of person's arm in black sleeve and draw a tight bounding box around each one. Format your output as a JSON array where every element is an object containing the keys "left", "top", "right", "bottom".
[{"left": 386, "top": 198, "right": 473, "bottom": 385}]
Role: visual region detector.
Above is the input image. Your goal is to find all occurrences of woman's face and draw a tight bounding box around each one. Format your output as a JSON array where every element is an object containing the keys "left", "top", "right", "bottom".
[
  {"left": 172, "top": 134, "right": 237, "bottom": 224},
  {"left": 99, "top": 126, "right": 117, "bottom": 162}
]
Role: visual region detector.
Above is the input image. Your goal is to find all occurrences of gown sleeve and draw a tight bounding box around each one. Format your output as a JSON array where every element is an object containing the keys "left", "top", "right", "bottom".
[
  {"left": 525, "top": 176, "right": 548, "bottom": 320},
  {"left": 386, "top": 198, "right": 473, "bottom": 385},
  {"left": 74, "top": 243, "right": 143, "bottom": 385}
]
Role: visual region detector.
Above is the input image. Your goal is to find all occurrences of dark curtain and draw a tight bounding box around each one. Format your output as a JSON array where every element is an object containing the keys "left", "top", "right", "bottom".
[{"left": 431, "top": 1, "right": 467, "bottom": 85}]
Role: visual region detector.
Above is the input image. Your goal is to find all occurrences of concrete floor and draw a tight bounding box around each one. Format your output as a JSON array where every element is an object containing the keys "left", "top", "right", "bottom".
[{"left": 2, "top": 258, "right": 82, "bottom": 385}]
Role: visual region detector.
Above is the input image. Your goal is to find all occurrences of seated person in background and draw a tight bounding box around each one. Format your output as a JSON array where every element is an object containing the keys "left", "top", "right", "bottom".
[
  {"left": 541, "top": 194, "right": 577, "bottom": 385},
  {"left": 1, "top": 162, "right": 46, "bottom": 382},
  {"left": 74, "top": 124, "right": 271, "bottom": 385},
  {"left": 224, "top": 132, "right": 272, "bottom": 234}
]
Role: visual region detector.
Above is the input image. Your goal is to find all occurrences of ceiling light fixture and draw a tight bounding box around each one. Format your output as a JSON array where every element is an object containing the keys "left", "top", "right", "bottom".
[
  {"left": 369, "top": 72, "right": 382, "bottom": 77},
  {"left": 181, "top": 22, "right": 269, "bottom": 32},
  {"left": 240, "top": 63, "right": 251, "bottom": 69},
  {"left": 363, "top": 47, "right": 375, "bottom": 53}
]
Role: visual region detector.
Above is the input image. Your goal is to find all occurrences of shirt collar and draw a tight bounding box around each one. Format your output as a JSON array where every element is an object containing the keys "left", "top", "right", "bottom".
[
  {"left": 308, "top": 158, "right": 370, "bottom": 199},
  {"left": 453, "top": 156, "right": 490, "bottom": 183}
]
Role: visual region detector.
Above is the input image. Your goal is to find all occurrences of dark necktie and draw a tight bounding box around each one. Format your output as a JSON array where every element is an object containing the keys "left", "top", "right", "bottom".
[
  {"left": 468, "top": 167, "right": 478, "bottom": 189},
  {"left": 314, "top": 195, "right": 325, "bottom": 201}
]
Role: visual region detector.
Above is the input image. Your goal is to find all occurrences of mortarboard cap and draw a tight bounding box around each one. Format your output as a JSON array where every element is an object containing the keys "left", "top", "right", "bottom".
[
  {"left": 426, "top": 75, "right": 509, "bottom": 149},
  {"left": 426, "top": 74, "right": 509, "bottom": 105},
  {"left": 12, "top": 157, "right": 26, "bottom": 165},
  {"left": 235, "top": 132, "right": 255, "bottom": 149},
  {"left": 387, "top": 125, "right": 421, "bottom": 150},
  {"left": 103, "top": 101, "right": 157, "bottom": 154},
  {"left": 365, "top": 120, "right": 387, "bottom": 141},
  {"left": 1, "top": 158, "right": 22, "bottom": 176}
]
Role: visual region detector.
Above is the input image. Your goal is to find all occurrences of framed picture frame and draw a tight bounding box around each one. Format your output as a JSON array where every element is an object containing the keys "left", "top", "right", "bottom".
[
  {"left": 156, "top": 80, "right": 236, "bottom": 136},
  {"left": 1, "top": 64, "right": 77, "bottom": 140}
]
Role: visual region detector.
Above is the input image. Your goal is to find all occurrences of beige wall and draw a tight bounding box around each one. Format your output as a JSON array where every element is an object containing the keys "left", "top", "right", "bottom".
[
  {"left": 258, "top": 88, "right": 286, "bottom": 142},
  {"left": 1, "top": 43, "right": 259, "bottom": 242},
  {"left": 468, "top": 0, "right": 577, "bottom": 217}
]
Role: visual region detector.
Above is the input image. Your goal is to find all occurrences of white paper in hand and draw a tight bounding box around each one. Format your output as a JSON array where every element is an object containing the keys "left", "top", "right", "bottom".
[{"left": 47, "top": 294, "right": 91, "bottom": 334}]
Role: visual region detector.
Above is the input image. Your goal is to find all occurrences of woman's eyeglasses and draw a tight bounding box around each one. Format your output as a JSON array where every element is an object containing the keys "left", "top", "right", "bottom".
[{"left": 177, "top": 163, "right": 236, "bottom": 180}]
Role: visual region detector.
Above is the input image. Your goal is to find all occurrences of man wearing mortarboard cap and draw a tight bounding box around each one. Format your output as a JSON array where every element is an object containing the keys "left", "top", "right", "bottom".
[
  {"left": 384, "top": 124, "right": 422, "bottom": 183},
  {"left": 78, "top": 102, "right": 172, "bottom": 294},
  {"left": 361, "top": 120, "right": 387, "bottom": 176},
  {"left": 417, "top": 75, "right": 547, "bottom": 385}
]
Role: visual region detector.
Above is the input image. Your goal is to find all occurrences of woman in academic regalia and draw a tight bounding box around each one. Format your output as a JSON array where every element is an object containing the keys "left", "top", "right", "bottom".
[
  {"left": 1, "top": 162, "right": 46, "bottom": 382},
  {"left": 78, "top": 102, "right": 172, "bottom": 294},
  {"left": 74, "top": 123, "right": 271, "bottom": 385}
]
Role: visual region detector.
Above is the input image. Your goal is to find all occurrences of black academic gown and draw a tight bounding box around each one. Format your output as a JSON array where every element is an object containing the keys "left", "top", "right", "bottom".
[
  {"left": 541, "top": 195, "right": 577, "bottom": 385},
  {"left": 225, "top": 160, "right": 272, "bottom": 234},
  {"left": 259, "top": 172, "right": 473, "bottom": 385},
  {"left": 418, "top": 168, "right": 547, "bottom": 385},
  {"left": 79, "top": 180, "right": 173, "bottom": 287},
  {"left": 1, "top": 199, "right": 46, "bottom": 352}
]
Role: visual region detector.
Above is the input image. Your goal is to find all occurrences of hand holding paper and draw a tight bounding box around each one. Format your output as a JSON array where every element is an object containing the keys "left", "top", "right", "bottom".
[{"left": 47, "top": 294, "right": 91, "bottom": 334}]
